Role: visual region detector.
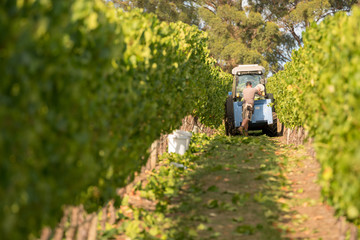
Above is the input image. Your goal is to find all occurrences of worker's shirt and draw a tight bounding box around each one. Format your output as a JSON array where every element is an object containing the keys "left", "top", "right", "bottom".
[{"left": 242, "top": 88, "right": 258, "bottom": 106}]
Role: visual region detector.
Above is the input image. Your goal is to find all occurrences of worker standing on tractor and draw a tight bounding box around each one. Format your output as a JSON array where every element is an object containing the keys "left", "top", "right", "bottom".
[{"left": 239, "top": 81, "right": 261, "bottom": 136}]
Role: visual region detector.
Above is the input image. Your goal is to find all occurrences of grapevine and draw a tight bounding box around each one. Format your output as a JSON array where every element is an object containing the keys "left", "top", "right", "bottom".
[
  {"left": 267, "top": 7, "right": 360, "bottom": 224},
  {"left": 0, "top": 1, "right": 231, "bottom": 239}
]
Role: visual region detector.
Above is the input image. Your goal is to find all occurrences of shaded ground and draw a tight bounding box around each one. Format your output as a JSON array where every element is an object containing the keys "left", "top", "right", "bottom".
[{"left": 104, "top": 133, "right": 342, "bottom": 240}]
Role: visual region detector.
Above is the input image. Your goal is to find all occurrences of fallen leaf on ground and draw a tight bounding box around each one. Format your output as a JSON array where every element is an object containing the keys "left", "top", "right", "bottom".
[{"left": 181, "top": 184, "right": 190, "bottom": 190}]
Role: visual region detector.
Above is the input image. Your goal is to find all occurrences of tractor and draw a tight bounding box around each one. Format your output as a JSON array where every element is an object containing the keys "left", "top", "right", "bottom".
[{"left": 224, "top": 64, "right": 279, "bottom": 137}]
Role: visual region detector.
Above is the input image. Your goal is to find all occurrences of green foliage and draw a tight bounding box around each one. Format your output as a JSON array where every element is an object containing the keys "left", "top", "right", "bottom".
[
  {"left": 286, "top": 0, "right": 330, "bottom": 25},
  {"left": 0, "top": 1, "right": 231, "bottom": 239},
  {"left": 195, "top": 69, "right": 232, "bottom": 127},
  {"left": 235, "top": 225, "right": 256, "bottom": 235},
  {"left": 267, "top": 7, "right": 360, "bottom": 223},
  {"left": 199, "top": 3, "right": 283, "bottom": 73},
  {"left": 113, "top": 0, "right": 201, "bottom": 25}
]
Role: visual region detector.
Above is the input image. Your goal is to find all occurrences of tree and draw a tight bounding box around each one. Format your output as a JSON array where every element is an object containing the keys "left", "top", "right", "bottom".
[
  {"left": 248, "top": 0, "right": 358, "bottom": 46},
  {"left": 199, "top": 3, "right": 284, "bottom": 73},
  {"left": 113, "top": 0, "right": 201, "bottom": 25}
]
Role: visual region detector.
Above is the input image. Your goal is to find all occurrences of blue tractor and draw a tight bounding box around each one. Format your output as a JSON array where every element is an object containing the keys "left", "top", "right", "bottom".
[{"left": 224, "top": 65, "right": 278, "bottom": 137}]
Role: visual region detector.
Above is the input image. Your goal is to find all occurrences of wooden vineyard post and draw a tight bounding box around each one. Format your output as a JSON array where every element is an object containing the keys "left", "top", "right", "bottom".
[
  {"left": 100, "top": 206, "right": 107, "bottom": 231},
  {"left": 66, "top": 207, "right": 79, "bottom": 240},
  {"left": 76, "top": 206, "right": 87, "bottom": 240},
  {"left": 54, "top": 208, "right": 69, "bottom": 240},
  {"left": 87, "top": 214, "right": 98, "bottom": 240}
]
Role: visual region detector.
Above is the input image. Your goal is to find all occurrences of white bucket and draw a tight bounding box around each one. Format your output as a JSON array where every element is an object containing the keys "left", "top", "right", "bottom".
[
  {"left": 168, "top": 130, "right": 192, "bottom": 155},
  {"left": 168, "top": 134, "right": 188, "bottom": 155},
  {"left": 174, "top": 130, "right": 192, "bottom": 149}
]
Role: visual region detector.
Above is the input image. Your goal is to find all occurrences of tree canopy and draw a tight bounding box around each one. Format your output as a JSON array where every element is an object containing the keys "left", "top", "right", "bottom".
[
  {"left": 113, "top": 0, "right": 201, "bottom": 25},
  {"left": 248, "top": 0, "right": 358, "bottom": 46},
  {"left": 113, "top": 0, "right": 359, "bottom": 73},
  {"left": 199, "top": 3, "right": 283, "bottom": 72}
]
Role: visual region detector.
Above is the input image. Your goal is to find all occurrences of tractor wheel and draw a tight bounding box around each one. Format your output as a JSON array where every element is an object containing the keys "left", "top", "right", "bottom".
[
  {"left": 262, "top": 112, "right": 278, "bottom": 137},
  {"left": 224, "top": 96, "right": 236, "bottom": 136}
]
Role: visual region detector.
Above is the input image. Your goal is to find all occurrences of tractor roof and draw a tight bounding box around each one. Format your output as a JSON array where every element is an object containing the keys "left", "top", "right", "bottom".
[{"left": 231, "top": 64, "right": 265, "bottom": 75}]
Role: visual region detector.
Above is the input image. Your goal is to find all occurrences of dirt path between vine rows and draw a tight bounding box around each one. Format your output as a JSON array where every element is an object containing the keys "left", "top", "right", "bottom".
[
  {"left": 111, "top": 134, "right": 343, "bottom": 240},
  {"left": 169, "top": 135, "right": 341, "bottom": 239}
]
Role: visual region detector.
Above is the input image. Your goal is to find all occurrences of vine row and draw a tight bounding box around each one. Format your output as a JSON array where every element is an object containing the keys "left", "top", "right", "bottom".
[
  {"left": 267, "top": 7, "right": 360, "bottom": 225},
  {"left": 0, "top": 1, "right": 231, "bottom": 239}
]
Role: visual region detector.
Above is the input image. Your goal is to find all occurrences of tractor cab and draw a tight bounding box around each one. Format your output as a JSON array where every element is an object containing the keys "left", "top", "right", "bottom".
[{"left": 231, "top": 65, "right": 265, "bottom": 100}]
